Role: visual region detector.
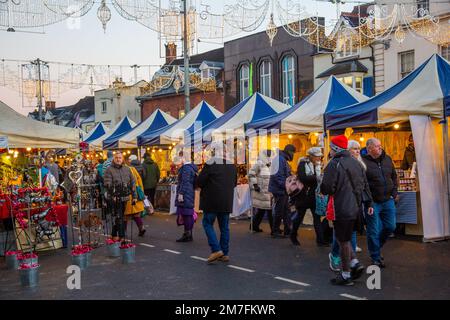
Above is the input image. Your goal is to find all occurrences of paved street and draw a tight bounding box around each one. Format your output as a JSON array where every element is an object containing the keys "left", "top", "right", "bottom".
[{"left": 1, "top": 213, "right": 450, "bottom": 300}]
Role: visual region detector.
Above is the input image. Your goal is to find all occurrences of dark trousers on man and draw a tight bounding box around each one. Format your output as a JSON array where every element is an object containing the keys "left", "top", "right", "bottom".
[
  {"left": 292, "top": 205, "right": 325, "bottom": 245},
  {"left": 272, "top": 195, "right": 291, "bottom": 236}
]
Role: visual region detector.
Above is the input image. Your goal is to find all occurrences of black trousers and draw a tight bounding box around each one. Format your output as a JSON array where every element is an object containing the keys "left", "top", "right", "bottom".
[
  {"left": 293, "top": 203, "right": 325, "bottom": 244},
  {"left": 145, "top": 188, "right": 156, "bottom": 206},
  {"left": 252, "top": 208, "right": 273, "bottom": 232},
  {"left": 272, "top": 195, "right": 291, "bottom": 234},
  {"left": 111, "top": 201, "right": 126, "bottom": 238}
]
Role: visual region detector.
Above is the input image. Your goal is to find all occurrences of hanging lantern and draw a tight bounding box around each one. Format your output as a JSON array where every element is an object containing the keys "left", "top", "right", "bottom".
[
  {"left": 173, "top": 78, "right": 181, "bottom": 94},
  {"left": 97, "top": 0, "right": 111, "bottom": 33},
  {"left": 394, "top": 25, "right": 406, "bottom": 44},
  {"left": 266, "top": 14, "right": 278, "bottom": 47}
]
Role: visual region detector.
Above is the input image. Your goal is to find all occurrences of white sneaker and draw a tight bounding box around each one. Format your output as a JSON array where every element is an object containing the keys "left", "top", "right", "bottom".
[{"left": 356, "top": 246, "right": 362, "bottom": 253}]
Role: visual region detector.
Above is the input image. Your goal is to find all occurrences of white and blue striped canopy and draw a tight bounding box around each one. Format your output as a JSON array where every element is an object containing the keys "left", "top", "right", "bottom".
[
  {"left": 83, "top": 122, "right": 108, "bottom": 144},
  {"left": 88, "top": 116, "right": 135, "bottom": 149},
  {"left": 246, "top": 76, "right": 367, "bottom": 133},
  {"left": 137, "top": 100, "right": 222, "bottom": 146},
  {"left": 191, "top": 92, "right": 290, "bottom": 144},
  {"left": 325, "top": 54, "right": 450, "bottom": 130},
  {"left": 104, "top": 109, "right": 176, "bottom": 149}
]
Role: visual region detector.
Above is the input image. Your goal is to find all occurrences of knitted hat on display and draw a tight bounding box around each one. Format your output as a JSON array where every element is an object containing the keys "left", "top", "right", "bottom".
[{"left": 330, "top": 135, "right": 348, "bottom": 153}]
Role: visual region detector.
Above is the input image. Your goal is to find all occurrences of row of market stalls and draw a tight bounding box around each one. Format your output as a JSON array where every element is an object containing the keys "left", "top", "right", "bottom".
[{"left": 80, "top": 54, "right": 449, "bottom": 241}]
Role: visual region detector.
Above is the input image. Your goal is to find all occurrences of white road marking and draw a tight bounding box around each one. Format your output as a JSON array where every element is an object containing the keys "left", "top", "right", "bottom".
[
  {"left": 164, "top": 249, "right": 181, "bottom": 255},
  {"left": 139, "top": 243, "right": 155, "bottom": 248},
  {"left": 274, "top": 276, "right": 311, "bottom": 287},
  {"left": 190, "top": 256, "right": 208, "bottom": 261},
  {"left": 340, "top": 293, "right": 368, "bottom": 300},
  {"left": 228, "top": 265, "right": 255, "bottom": 273}
]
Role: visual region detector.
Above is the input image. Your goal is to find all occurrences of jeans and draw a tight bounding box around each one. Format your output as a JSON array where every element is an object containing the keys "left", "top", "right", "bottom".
[
  {"left": 331, "top": 231, "right": 357, "bottom": 257},
  {"left": 366, "top": 198, "right": 397, "bottom": 262},
  {"left": 272, "top": 195, "right": 290, "bottom": 234},
  {"left": 202, "top": 212, "right": 230, "bottom": 255}
]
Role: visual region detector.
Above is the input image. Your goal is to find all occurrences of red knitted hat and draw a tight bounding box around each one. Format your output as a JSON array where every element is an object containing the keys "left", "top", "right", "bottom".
[{"left": 331, "top": 135, "right": 348, "bottom": 150}]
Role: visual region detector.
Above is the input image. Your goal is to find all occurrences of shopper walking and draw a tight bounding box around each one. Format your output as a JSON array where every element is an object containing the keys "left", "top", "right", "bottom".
[
  {"left": 126, "top": 155, "right": 146, "bottom": 237},
  {"left": 268, "top": 144, "right": 296, "bottom": 238},
  {"left": 104, "top": 152, "right": 136, "bottom": 242},
  {"left": 328, "top": 140, "right": 365, "bottom": 271},
  {"left": 321, "top": 135, "right": 373, "bottom": 286},
  {"left": 363, "top": 138, "right": 398, "bottom": 268},
  {"left": 291, "top": 147, "right": 327, "bottom": 246},
  {"left": 142, "top": 153, "right": 160, "bottom": 206},
  {"left": 175, "top": 150, "right": 198, "bottom": 242},
  {"left": 248, "top": 150, "right": 273, "bottom": 233},
  {"left": 198, "top": 143, "right": 237, "bottom": 263}
]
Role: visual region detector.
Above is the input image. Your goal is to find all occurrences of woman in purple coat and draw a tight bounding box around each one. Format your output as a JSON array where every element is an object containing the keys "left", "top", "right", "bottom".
[{"left": 175, "top": 151, "right": 198, "bottom": 242}]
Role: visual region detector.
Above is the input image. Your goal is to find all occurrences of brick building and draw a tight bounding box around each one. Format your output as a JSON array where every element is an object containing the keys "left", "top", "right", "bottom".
[{"left": 137, "top": 46, "right": 225, "bottom": 121}]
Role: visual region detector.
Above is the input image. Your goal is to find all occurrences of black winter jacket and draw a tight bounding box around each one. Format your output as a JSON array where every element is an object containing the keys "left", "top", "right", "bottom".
[
  {"left": 295, "top": 159, "right": 319, "bottom": 208},
  {"left": 362, "top": 151, "right": 398, "bottom": 203},
  {"left": 321, "top": 151, "right": 373, "bottom": 221},
  {"left": 197, "top": 158, "right": 237, "bottom": 214}
]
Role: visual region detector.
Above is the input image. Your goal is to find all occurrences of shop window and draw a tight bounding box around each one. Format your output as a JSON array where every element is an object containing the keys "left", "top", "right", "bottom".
[
  {"left": 259, "top": 60, "right": 272, "bottom": 97},
  {"left": 336, "top": 75, "right": 363, "bottom": 93},
  {"left": 101, "top": 101, "right": 107, "bottom": 113},
  {"left": 281, "top": 55, "right": 295, "bottom": 105},
  {"left": 416, "top": 0, "right": 429, "bottom": 17},
  {"left": 399, "top": 50, "right": 415, "bottom": 79},
  {"left": 441, "top": 45, "right": 450, "bottom": 62},
  {"left": 239, "top": 64, "right": 250, "bottom": 101}
]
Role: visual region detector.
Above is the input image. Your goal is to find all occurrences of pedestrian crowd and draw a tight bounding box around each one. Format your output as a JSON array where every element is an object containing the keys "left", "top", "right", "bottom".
[{"left": 82, "top": 134, "right": 399, "bottom": 287}]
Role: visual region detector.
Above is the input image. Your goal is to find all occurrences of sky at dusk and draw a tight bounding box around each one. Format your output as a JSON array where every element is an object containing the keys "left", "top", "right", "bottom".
[{"left": 0, "top": 0, "right": 361, "bottom": 115}]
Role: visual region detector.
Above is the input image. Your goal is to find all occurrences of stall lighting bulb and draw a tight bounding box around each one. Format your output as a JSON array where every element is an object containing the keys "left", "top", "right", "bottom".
[
  {"left": 127, "top": 151, "right": 131, "bottom": 154},
  {"left": 288, "top": 134, "right": 293, "bottom": 139},
  {"left": 13, "top": 154, "right": 18, "bottom": 158},
  {"left": 158, "top": 149, "right": 162, "bottom": 153},
  {"left": 359, "top": 137, "right": 365, "bottom": 142},
  {"left": 394, "top": 124, "right": 400, "bottom": 129},
  {"left": 8, "top": 150, "right": 13, "bottom": 154},
  {"left": 26, "top": 147, "right": 32, "bottom": 152},
  {"left": 314, "top": 132, "right": 319, "bottom": 137}
]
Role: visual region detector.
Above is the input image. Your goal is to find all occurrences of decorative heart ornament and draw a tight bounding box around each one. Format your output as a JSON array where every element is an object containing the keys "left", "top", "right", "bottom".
[{"left": 69, "top": 170, "right": 83, "bottom": 185}]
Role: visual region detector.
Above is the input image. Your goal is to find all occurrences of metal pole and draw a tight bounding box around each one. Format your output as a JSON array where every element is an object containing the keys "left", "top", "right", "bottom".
[
  {"left": 34, "top": 58, "right": 44, "bottom": 122},
  {"left": 183, "top": 0, "right": 190, "bottom": 114}
]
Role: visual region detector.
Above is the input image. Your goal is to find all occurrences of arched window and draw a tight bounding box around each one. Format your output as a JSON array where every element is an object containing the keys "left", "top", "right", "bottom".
[
  {"left": 239, "top": 64, "right": 250, "bottom": 101},
  {"left": 281, "top": 55, "right": 295, "bottom": 105},
  {"left": 259, "top": 60, "right": 272, "bottom": 97}
]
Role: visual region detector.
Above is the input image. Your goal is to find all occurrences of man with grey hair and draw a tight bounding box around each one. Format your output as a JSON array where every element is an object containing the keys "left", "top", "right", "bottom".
[{"left": 362, "top": 138, "right": 398, "bottom": 268}]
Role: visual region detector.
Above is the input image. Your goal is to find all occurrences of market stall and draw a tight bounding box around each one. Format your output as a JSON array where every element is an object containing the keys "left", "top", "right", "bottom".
[
  {"left": 104, "top": 109, "right": 176, "bottom": 150},
  {"left": 83, "top": 122, "right": 109, "bottom": 150},
  {"left": 325, "top": 54, "right": 450, "bottom": 241}
]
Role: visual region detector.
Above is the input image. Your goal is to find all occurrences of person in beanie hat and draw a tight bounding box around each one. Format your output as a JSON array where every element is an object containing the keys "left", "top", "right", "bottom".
[
  {"left": 290, "top": 146, "right": 327, "bottom": 246},
  {"left": 269, "top": 144, "right": 297, "bottom": 238},
  {"left": 321, "top": 135, "right": 373, "bottom": 286}
]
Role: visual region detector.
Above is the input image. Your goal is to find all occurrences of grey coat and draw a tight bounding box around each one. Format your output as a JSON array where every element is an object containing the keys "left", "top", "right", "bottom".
[{"left": 103, "top": 163, "right": 136, "bottom": 197}]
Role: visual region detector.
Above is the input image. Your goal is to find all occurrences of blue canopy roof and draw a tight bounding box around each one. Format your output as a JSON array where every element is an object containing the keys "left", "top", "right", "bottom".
[
  {"left": 325, "top": 54, "right": 450, "bottom": 130},
  {"left": 137, "top": 100, "right": 222, "bottom": 146},
  {"left": 83, "top": 122, "right": 107, "bottom": 143},
  {"left": 245, "top": 76, "right": 367, "bottom": 133},
  {"left": 102, "top": 116, "right": 136, "bottom": 149}
]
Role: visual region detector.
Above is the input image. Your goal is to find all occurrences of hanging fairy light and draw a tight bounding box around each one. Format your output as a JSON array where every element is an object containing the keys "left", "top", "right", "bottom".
[
  {"left": 394, "top": 26, "right": 406, "bottom": 44},
  {"left": 266, "top": 13, "right": 277, "bottom": 47},
  {"left": 97, "top": 0, "right": 111, "bottom": 33}
]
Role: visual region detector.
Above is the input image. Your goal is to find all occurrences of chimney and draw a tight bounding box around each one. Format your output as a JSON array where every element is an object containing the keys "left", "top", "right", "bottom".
[
  {"left": 45, "top": 101, "right": 56, "bottom": 111},
  {"left": 165, "top": 42, "right": 177, "bottom": 65}
]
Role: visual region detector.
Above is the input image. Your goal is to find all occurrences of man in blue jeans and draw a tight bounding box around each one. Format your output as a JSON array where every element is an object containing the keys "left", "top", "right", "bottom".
[
  {"left": 197, "top": 144, "right": 237, "bottom": 264},
  {"left": 362, "top": 138, "right": 398, "bottom": 268}
]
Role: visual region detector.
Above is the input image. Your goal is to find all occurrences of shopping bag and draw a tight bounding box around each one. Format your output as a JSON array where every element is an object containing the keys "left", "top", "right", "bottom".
[
  {"left": 326, "top": 195, "right": 335, "bottom": 221},
  {"left": 193, "top": 210, "right": 198, "bottom": 223},
  {"left": 143, "top": 197, "right": 154, "bottom": 215},
  {"left": 315, "top": 186, "right": 328, "bottom": 217}
]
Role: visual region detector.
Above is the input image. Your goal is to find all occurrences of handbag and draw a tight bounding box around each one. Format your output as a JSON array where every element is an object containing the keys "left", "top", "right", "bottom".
[
  {"left": 136, "top": 185, "right": 145, "bottom": 201},
  {"left": 315, "top": 185, "right": 328, "bottom": 217}
]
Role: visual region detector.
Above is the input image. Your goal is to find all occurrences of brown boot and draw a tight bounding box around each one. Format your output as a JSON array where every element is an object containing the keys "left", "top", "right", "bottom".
[
  {"left": 207, "top": 251, "right": 224, "bottom": 264},
  {"left": 218, "top": 255, "right": 230, "bottom": 262}
]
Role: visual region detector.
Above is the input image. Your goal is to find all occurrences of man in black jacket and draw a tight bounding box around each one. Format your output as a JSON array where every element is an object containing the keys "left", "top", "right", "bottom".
[
  {"left": 363, "top": 138, "right": 398, "bottom": 268},
  {"left": 197, "top": 143, "right": 237, "bottom": 264},
  {"left": 321, "top": 135, "right": 373, "bottom": 286}
]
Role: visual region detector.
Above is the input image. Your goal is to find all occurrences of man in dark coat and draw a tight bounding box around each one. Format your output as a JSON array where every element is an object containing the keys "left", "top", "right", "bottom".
[
  {"left": 363, "top": 138, "right": 398, "bottom": 268},
  {"left": 268, "top": 144, "right": 296, "bottom": 238},
  {"left": 197, "top": 143, "right": 237, "bottom": 264},
  {"left": 401, "top": 134, "right": 416, "bottom": 170},
  {"left": 142, "top": 153, "right": 160, "bottom": 205},
  {"left": 321, "top": 135, "right": 373, "bottom": 286}
]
